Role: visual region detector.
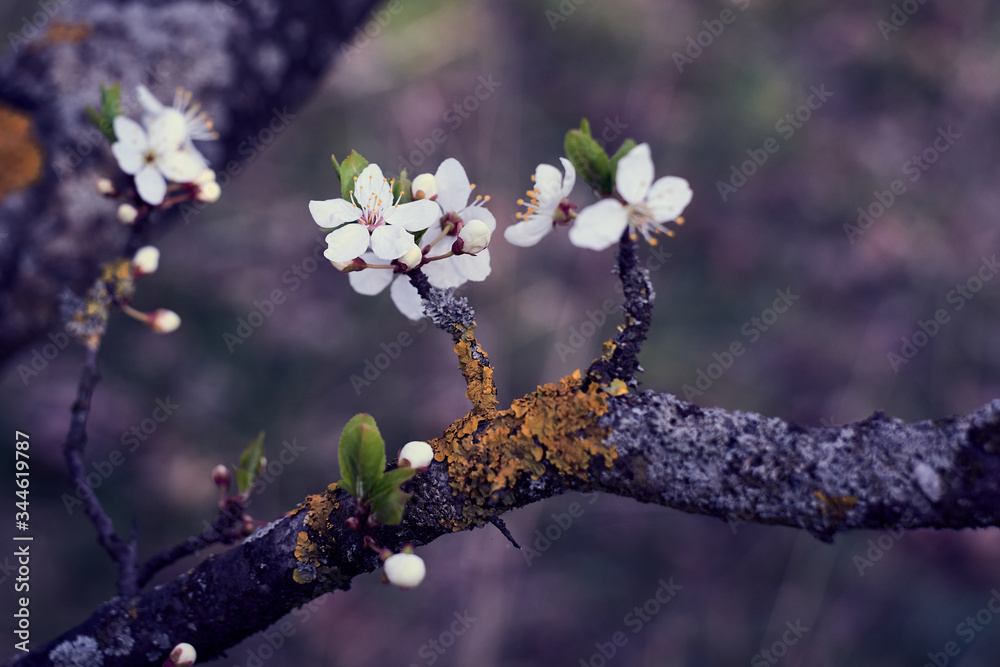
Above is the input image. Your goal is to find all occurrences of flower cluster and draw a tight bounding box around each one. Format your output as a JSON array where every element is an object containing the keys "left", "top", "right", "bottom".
[
  {"left": 108, "top": 86, "right": 219, "bottom": 209},
  {"left": 508, "top": 143, "right": 692, "bottom": 251},
  {"left": 310, "top": 158, "right": 494, "bottom": 320}
]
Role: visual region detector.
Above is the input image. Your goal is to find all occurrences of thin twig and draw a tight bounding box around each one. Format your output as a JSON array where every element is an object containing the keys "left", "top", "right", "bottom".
[{"left": 62, "top": 343, "right": 138, "bottom": 597}]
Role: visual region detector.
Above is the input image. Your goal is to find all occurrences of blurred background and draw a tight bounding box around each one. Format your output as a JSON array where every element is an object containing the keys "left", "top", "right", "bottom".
[{"left": 3, "top": 0, "right": 1000, "bottom": 665}]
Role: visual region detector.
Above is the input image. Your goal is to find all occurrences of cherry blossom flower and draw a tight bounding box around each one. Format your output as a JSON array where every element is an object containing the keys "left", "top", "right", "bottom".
[
  {"left": 504, "top": 157, "right": 576, "bottom": 247},
  {"left": 111, "top": 113, "right": 207, "bottom": 206},
  {"left": 569, "top": 143, "right": 692, "bottom": 251},
  {"left": 310, "top": 163, "right": 439, "bottom": 263},
  {"left": 415, "top": 159, "right": 495, "bottom": 289}
]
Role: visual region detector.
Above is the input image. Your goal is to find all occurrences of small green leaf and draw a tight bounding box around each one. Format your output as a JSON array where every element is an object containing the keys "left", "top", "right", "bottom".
[
  {"left": 338, "top": 151, "right": 370, "bottom": 202},
  {"left": 86, "top": 83, "right": 123, "bottom": 143},
  {"left": 337, "top": 413, "right": 386, "bottom": 501},
  {"left": 370, "top": 487, "right": 411, "bottom": 525},
  {"left": 609, "top": 139, "right": 637, "bottom": 187},
  {"left": 235, "top": 431, "right": 266, "bottom": 494},
  {"left": 565, "top": 119, "right": 613, "bottom": 195},
  {"left": 331, "top": 153, "right": 341, "bottom": 174},
  {"left": 371, "top": 466, "right": 415, "bottom": 498},
  {"left": 392, "top": 171, "right": 412, "bottom": 205}
]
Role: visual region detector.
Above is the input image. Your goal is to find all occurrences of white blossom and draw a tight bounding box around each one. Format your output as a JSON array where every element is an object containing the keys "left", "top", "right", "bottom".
[
  {"left": 398, "top": 441, "right": 434, "bottom": 469},
  {"left": 383, "top": 552, "right": 426, "bottom": 589},
  {"left": 504, "top": 157, "right": 576, "bottom": 247},
  {"left": 111, "top": 113, "right": 206, "bottom": 206},
  {"left": 569, "top": 143, "right": 692, "bottom": 251},
  {"left": 150, "top": 309, "right": 181, "bottom": 334},
  {"left": 132, "top": 246, "right": 160, "bottom": 276}
]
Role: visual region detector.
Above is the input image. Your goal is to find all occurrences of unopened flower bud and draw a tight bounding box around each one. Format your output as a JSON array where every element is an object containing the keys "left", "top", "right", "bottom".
[
  {"left": 383, "top": 552, "right": 425, "bottom": 589},
  {"left": 117, "top": 203, "right": 139, "bottom": 225},
  {"left": 150, "top": 309, "right": 181, "bottom": 334},
  {"left": 195, "top": 169, "right": 217, "bottom": 185},
  {"left": 398, "top": 441, "right": 433, "bottom": 469},
  {"left": 211, "top": 465, "right": 230, "bottom": 489},
  {"left": 411, "top": 173, "right": 437, "bottom": 199},
  {"left": 165, "top": 642, "right": 196, "bottom": 667},
  {"left": 196, "top": 181, "right": 221, "bottom": 203},
  {"left": 455, "top": 219, "right": 491, "bottom": 255},
  {"left": 397, "top": 246, "right": 423, "bottom": 271},
  {"left": 132, "top": 246, "right": 160, "bottom": 277},
  {"left": 97, "top": 178, "right": 116, "bottom": 195}
]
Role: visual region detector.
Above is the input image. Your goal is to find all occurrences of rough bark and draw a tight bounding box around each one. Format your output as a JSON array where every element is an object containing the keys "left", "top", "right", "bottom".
[
  {"left": 0, "top": 0, "right": 380, "bottom": 367},
  {"left": 9, "top": 389, "right": 1000, "bottom": 666}
]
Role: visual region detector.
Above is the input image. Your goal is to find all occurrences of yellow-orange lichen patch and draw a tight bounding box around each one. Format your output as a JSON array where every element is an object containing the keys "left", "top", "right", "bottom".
[
  {"left": 813, "top": 490, "right": 857, "bottom": 520},
  {"left": 454, "top": 326, "right": 498, "bottom": 414},
  {"left": 291, "top": 489, "right": 342, "bottom": 585},
  {"left": 0, "top": 104, "right": 43, "bottom": 202},
  {"left": 41, "top": 21, "right": 92, "bottom": 47},
  {"left": 432, "top": 369, "right": 617, "bottom": 530}
]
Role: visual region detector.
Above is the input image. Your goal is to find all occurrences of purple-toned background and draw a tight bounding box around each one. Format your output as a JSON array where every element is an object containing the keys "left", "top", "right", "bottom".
[{"left": 3, "top": 0, "right": 1000, "bottom": 665}]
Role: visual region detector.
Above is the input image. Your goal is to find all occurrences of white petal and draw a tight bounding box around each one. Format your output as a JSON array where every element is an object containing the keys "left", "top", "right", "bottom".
[
  {"left": 453, "top": 249, "right": 491, "bottom": 282},
  {"left": 348, "top": 265, "right": 394, "bottom": 295},
  {"left": 387, "top": 198, "right": 441, "bottom": 232},
  {"left": 558, "top": 157, "right": 577, "bottom": 197},
  {"left": 390, "top": 276, "right": 425, "bottom": 321},
  {"left": 136, "top": 85, "right": 166, "bottom": 118},
  {"left": 616, "top": 143, "right": 653, "bottom": 205},
  {"left": 147, "top": 110, "right": 188, "bottom": 154},
  {"left": 459, "top": 205, "right": 496, "bottom": 232},
  {"left": 504, "top": 216, "right": 553, "bottom": 247},
  {"left": 370, "top": 225, "right": 415, "bottom": 260},
  {"left": 422, "top": 257, "right": 466, "bottom": 289},
  {"left": 134, "top": 165, "right": 167, "bottom": 205},
  {"left": 157, "top": 148, "right": 205, "bottom": 183},
  {"left": 310, "top": 199, "right": 361, "bottom": 227},
  {"left": 647, "top": 176, "right": 693, "bottom": 221},
  {"left": 533, "top": 163, "right": 563, "bottom": 199},
  {"left": 434, "top": 158, "right": 472, "bottom": 213},
  {"left": 112, "top": 116, "right": 148, "bottom": 153},
  {"left": 111, "top": 142, "right": 144, "bottom": 175},
  {"left": 324, "top": 223, "right": 371, "bottom": 262},
  {"left": 419, "top": 220, "right": 446, "bottom": 251},
  {"left": 353, "top": 163, "right": 389, "bottom": 211},
  {"left": 568, "top": 200, "right": 629, "bottom": 251}
]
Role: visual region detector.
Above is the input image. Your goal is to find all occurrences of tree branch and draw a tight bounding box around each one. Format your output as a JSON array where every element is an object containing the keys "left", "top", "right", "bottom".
[{"left": 13, "top": 386, "right": 1000, "bottom": 665}]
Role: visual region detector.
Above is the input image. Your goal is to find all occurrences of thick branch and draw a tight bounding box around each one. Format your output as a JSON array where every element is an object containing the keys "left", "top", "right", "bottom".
[{"left": 14, "top": 389, "right": 1000, "bottom": 665}]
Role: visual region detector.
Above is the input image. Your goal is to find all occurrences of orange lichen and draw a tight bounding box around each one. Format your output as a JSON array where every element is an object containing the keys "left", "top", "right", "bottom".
[
  {"left": 291, "top": 489, "right": 343, "bottom": 586},
  {"left": 453, "top": 326, "right": 498, "bottom": 414},
  {"left": 41, "top": 21, "right": 92, "bottom": 47},
  {"left": 0, "top": 104, "right": 43, "bottom": 202},
  {"left": 432, "top": 369, "right": 617, "bottom": 530},
  {"left": 813, "top": 490, "right": 857, "bottom": 520}
]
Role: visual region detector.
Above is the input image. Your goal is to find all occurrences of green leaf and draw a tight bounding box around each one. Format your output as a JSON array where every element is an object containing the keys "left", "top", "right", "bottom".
[
  {"left": 338, "top": 151, "right": 370, "bottom": 202},
  {"left": 370, "top": 487, "right": 411, "bottom": 525},
  {"left": 564, "top": 118, "right": 613, "bottom": 195},
  {"left": 337, "top": 413, "right": 386, "bottom": 501},
  {"left": 609, "top": 139, "right": 637, "bottom": 187},
  {"left": 235, "top": 431, "right": 266, "bottom": 494},
  {"left": 331, "top": 153, "right": 341, "bottom": 174},
  {"left": 370, "top": 466, "right": 415, "bottom": 498},
  {"left": 86, "top": 83, "right": 123, "bottom": 143}
]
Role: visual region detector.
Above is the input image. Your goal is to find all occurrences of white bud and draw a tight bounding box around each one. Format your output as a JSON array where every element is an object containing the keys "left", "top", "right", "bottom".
[
  {"left": 196, "top": 181, "right": 221, "bottom": 203},
  {"left": 132, "top": 246, "right": 160, "bottom": 276},
  {"left": 383, "top": 552, "right": 426, "bottom": 589},
  {"left": 330, "top": 259, "right": 354, "bottom": 271},
  {"left": 117, "top": 203, "right": 139, "bottom": 225},
  {"left": 398, "top": 246, "right": 423, "bottom": 271},
  {"left": 411, "top": 173, "right": 437, "bottom": 199},
  {"left": 211, "top": 464, "right": 230, "bottom": 488},
  {"left": 399, "top": 441, "right": 434, "bottom": 469},
  {"left": 167, "top": 642, "right": 197, "bottom": 667},
  {"left": 150, "top": 309, "right": 181, "bottom": 334},
  {"left": 96, "top": 178, "right": 115, "bottom": 195},
  {"left": 195, "top": 168, "right": 217, "bottom": 185},
  {"left": 457, "top": 219, "right": 491, "bottom": 254}
]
